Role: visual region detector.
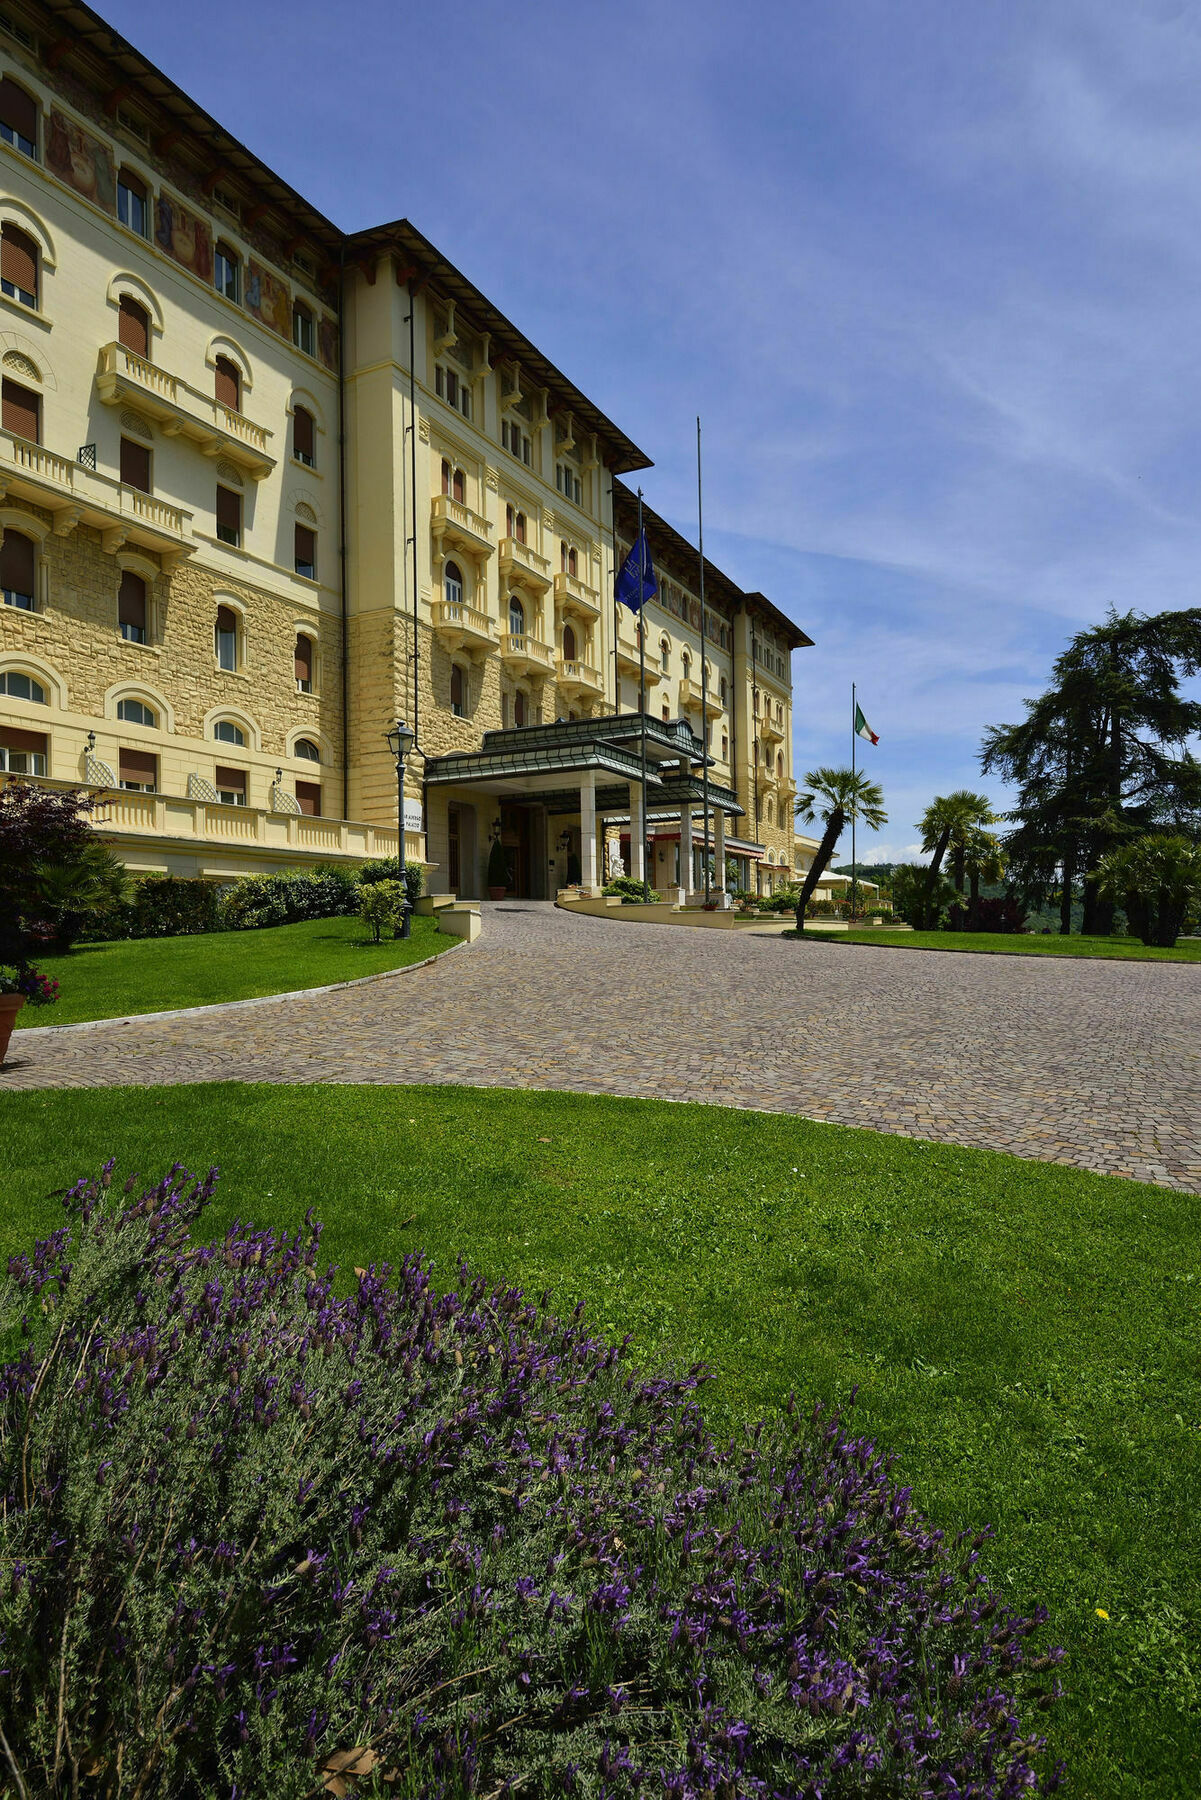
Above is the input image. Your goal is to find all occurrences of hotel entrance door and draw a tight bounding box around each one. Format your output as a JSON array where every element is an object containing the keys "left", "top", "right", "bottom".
[{"left": 500, "top": 803, "right": 533, "bottom": 897}]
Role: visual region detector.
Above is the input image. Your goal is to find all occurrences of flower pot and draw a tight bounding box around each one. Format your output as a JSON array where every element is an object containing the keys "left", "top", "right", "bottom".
[
  {"left": 0, "top": 993, "right": 26, "bottom": 1064},
  {"left": 487, "top": 886, "right": 507, "bottom": 902}
]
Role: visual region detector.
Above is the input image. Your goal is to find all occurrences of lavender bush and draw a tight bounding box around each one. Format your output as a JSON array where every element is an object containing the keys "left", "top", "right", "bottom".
[{"left": 0, "top": 1165, "right": 1063, "bottom": 1797}]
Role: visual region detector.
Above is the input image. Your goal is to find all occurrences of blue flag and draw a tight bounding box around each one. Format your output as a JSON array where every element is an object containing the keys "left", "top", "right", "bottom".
[{"left": 614, "top": 528, "right": 658, "bottom": 612}]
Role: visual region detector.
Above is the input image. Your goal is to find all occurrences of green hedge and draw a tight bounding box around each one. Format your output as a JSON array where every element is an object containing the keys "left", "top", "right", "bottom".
[{"left": 84, "top": 860, "right": 426, "bottom": 942}]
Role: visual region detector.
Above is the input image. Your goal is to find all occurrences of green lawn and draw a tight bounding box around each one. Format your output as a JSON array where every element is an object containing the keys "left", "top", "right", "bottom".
[
  {"left": 815, "top": 928, "right": 1201, "bottom": 961},
  {"left": 0, "top": 1084, "right": 1196, "bottom": 1798},
  {"left": 18, "top": 914, "right": 455, "bottom": 1028}
]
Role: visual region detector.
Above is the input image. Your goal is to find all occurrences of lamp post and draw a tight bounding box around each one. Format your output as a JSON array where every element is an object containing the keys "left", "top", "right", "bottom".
[{"left": 385, "top": 719, "right": 416, "bottom": 939}]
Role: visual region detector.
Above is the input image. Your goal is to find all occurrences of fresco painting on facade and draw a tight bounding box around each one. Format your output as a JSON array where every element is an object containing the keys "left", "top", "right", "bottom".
[
  {"left": 245, "top": 259, "right": 292, "bottom": 340},
  {"left": 46, "top": 106, "right": 113, "bottom": 211},
  {"left": 154, "top": 192, "right": 212, "bottom": 284}
]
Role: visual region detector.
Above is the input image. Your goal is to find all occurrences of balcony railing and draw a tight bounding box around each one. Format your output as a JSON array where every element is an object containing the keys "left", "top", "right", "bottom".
[
  {"left": 0, "top": 427, "right": 196, "bottom": 560},
  {"left": 432, "top": 598, "right": 497, "bottom": 652},
  {"left": 553, "top": 570, "right": 601, "bottom": 618},
  {"left": 758, "top": 713, "right": 785, "bottom": 742},
  {"left": 96, "top": 343, "right": 275, "bottom": 480},
  {"left": 499, "top": 631, "right": 556, "bottom": 675},
  {"left": 679, "top": 677, "right": 722, "bottom": 719},
  {"left": 431, "top": 494, "right": 494, "bottom": 557},
  {"left": 499, "top": 535, "right": 551, "bottom": 591},
  {"left": 615, "top": 643, "right": 661, "bottom": 686},
  {"left": 556, "top": 657, "right": 604, "bottom": 697}
]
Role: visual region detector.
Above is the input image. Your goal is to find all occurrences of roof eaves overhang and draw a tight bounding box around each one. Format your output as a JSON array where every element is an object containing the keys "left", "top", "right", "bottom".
[
  {"left": 425, "top": 742, "right": 662, "bottom": 789},
  {"left": 346, "top": 218, "right": 652, "bottom": 477}
]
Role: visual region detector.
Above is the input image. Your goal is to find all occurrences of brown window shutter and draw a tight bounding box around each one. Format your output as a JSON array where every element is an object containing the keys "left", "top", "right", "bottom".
[
  {"left": 294, "top": 524, "right": 315, "bottom": 574},
  {"left": 214, "top": 765, "right": 247, "bottom": 793},
  {"left": 214, "top": 356, "right": 240, "bottom": 409},
  {"left": 0, "top": 78, "right": 36, "bottom": 145},
  {"left": 120, "top": 437, "right": 151, "bottom": 492},
  {"left": 120, "top": 168, "right": 146, "bottom": 202},
  {"left": 0, "top": 529, "right": 36, "bottom": 597},
  {"left": 295, "top": 780, "right": 322, "bottom": 816},
  {"left": 118, "top": 570, "right": 146, "bottom": 631},
  {"left": 293, "top": 407, "right": 314, "bottom": 460},
  {"left": 1, "top": 225, "right": 36, "bottom": 297},
  {"left": 118, "top": 296, "right": 149, "bottom": 357},
  {"left": 1, "top": 378, "right": 39, "bottom": 442},
  {"left": 0, "top": 725, "right": 46, "bottom": 754},
  {"left": 216, "top": 486, "right": 241, "bottom": 538},
  {"left": 118, "top": 748, "right": 157, "bottom": 783},
  {"left": 294, "top": 634, "right": 312, "bottom": 682}
]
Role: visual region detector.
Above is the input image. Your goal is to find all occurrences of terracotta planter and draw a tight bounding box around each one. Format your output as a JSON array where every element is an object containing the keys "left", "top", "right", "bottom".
[
  {"left": 0, "top": 992, "right": 26, "bottom": 1064},
  {"left": 487, "top": 886, "right": 507, "bottom": 902}
]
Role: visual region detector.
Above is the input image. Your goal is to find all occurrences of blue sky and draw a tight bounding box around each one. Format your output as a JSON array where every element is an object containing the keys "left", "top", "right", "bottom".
[{"left": 102, "top": 0, "right": 1201, "bottom": 861}]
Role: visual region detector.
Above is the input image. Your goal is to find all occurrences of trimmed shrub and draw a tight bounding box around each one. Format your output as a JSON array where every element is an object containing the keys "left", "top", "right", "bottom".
[
  {"left": 83, "top": 874, "right": 223, "bottom": 941},
  {"left": 0, "top": 1164, "right": 1064, "bottom": 1798},
  {"left": 603, "top": 875, "right": 663, "bottom": 903},
  {"left": 358, "top": 878, "right": 405, "bottom": 943},
  {"left": 218, "top": 867, "right": 361, "bottom": 932},
  {"left": 356, "top": 858, "right": 426, "bottom": 907}
]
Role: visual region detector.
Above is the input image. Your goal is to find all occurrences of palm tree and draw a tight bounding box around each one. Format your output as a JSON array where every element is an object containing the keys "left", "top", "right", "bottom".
[
  {"left": 793, "top": 768, "right": 887, "bottom": 931},
  {"left": 918, "top": 790, "right": 996, "bottom": 889},
  {"left": 962, "top": 825, "right": 1006, "bottom": 907}
]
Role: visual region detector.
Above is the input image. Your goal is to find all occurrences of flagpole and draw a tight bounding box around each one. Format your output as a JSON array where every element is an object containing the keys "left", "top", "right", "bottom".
[
  {"left": 851, "top": 681, "right": 858, "bottom": 921},
  {"left": 637, "top": 487, "right": 649, "bottom": 901},
  {"left": 697, "top": 417, "right": 711, "bottom": 904}
]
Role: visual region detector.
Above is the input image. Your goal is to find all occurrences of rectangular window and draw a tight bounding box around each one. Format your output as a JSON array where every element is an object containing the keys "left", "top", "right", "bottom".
[
  {"left": 0, "top": 77, "right": 36, "bottom": 157},
  {"left": 119, "top": 436, "right": 151, "bottom": 493},
  {"left": 0, "top": 725, "right": 46, "bottom": 775},
  {"left": 0, "top": 224, "right": 36, "bottom": 307},
  {"left": 294, "top": 633, "right": 313, "bottom": 691},
  {"left": 0, "top": 527, "right": 35, "bottom": 608},
  {"left": 292, "top": 407, "right": 315, "bottom": 466},
  {"left": 214, "top": 244, "right": 239, "bottom": 302},
  {"left": 1, "top": 376, "right": 39, "bottom": 443},
  {"left": 292, "top": 306, "right": 314, "bottom": 356},
  {"left": 294, "top": 524, "right": 316, "bottom": 580},
  {"left": 295, "top": 780, "right": 322, "bottom": 816},
  {"left": 118, "top": 570, "right": 147, "bottom": 642},
  {"left": 216, "top": 485, "right": 242, "bottom": 547},
  {"left": 117, "top": 295, "right": 149, "bottom": 357},
  {"left": 116, "top": 170, "right": 149, "bottom": 237},
  {"left": 501, "top": 420, "right": 531, "bottom": 465},
  {"left": 214, "top": 764, "right": 247, "bottom": 806},
  {"left": 118, "top": 747, "right": 157, "bottom": 792}
]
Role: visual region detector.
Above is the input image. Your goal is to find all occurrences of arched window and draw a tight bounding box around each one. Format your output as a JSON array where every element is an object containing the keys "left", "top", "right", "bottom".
[
  {"left": 118, "top": 570, "right": 147, "bottom": 642},
  {"left": 292, "top": 405, "right": 315, "bottom": 466},
  {"left": 1, "top": 224, "right": 37, "bottom": 309},
  {"left": 441, "top": 457, "right": 451, "bottom": 495},
  {"left": 659, "top": 636, "right": 670, "bottom": 672},
  {"left": 662, "top": 703, "right": 670, "bottom": 722},
  {"left": 117, "top": 697, "right": 157, "bottom": 727},
  {"left": 765, "top": 798, "right": 775, "bottom": 825},
  {"left": 215, "top": 241, "right": 239, "bottom": 304},
  {"left": 118, "top": 293, "right": 149, "bottom": 357},
  {"left": 754, "top": 738, "right": 761, "bottom": 763},
  {"left": 452, "top": 466, "right": 465, "bottom": 503},
  {"left": 215, "top": 605, "right": 238, "bottom": 670},
  {"left": 213, "top": 718, "right": 246, "bottom": 745},
  {"left": 508, "top": 595, "right": 525, "bottom": 637},
  {"left": 295, "top": 737, "right": 320, "bottom": 762},
  {"left": 720, "top": 676, "right": 728, "bottom": 707},
  {"left": 117, "top": 168, "right": 149, "bottom": 238},
  {"left": 562, "top": 623, "right": 577, "bottom": 662},
  {"left": 0, "top": 77, "right": 38, "bottom": 158},
  {"left": 444, "top": 561, "right": 463, "bottom": 608},
  {"left": 721, "top": 733, "right": 729, "bottom": 759},
  {"left": 568, "top": 545, "right": 578, "bottom": 577},
  {"left": 777, "top": 752, "right": 784, "bottom": 778},
  {"left": 681, "top": 651, "right": 691, "bottom": 680},
  {"left": 294, "top": 633, "right": 314, "bottom": 693},
  {"left": 514, "top": 689, "right": 526, "bottom": 726},
  {"left": 0, "top": 530, "right": 36, "bottom": 609},
  {"left": 292, "top": 300, "right": 315, "bottom": 357},
  {"left": 214, "top": 355, "right": 240, "bottom": 410},
  {"left": 450, "top": 663, "right": 466, "bottom": 718},
  {"left": 515, "top": 510, "right": 526, "bottom": 544},
  {"left": 0, "top": 669, "right": 46, "bottom": 702}
]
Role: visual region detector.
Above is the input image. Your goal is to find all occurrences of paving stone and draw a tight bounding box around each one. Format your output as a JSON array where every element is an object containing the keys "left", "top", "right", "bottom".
[{"left": 4, "top": 904, "right": 1201, "bottom": 1191}]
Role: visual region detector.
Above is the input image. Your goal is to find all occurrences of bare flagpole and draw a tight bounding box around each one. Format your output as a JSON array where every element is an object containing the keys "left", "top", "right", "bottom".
[
  {"left": 637, "top": 487, "right": 649, "bottom": 901},
  {"left": 697, "top": 416, "right": 711, "bottom": 904},
  {"left": 851, "top": 681, "right": 858, "bottom": 921}
]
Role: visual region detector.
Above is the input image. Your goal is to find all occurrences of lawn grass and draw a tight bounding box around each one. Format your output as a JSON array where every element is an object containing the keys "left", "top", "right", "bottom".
[
  {"left": 813, "top": 928, "right": 1201, "bottom": 961},
  {"left": 17, "top": 914, "right": 455, "bottom": 1028},
  {"left": 0, "top": 1084, "right": 1196, "bottom": 1797}
]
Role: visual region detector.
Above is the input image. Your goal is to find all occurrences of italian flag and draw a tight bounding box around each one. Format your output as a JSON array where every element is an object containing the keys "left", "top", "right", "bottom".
[{"left": 855, "top": 703, "right": 879, "bottom": 746}]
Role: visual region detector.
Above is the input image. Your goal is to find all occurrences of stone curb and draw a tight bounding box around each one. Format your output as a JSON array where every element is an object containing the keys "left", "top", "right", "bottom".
[
  {"left": 12, "top": 935, "right": 471, "bottom": 1040},
  {"left": 809, "top": 936, "right": 1201, "bottom": 967}
]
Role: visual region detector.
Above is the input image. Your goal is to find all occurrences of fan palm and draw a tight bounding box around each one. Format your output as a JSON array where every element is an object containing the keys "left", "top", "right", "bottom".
[
  {"left": 793, "top": 768, "right": 887, "bottom": 931},
  {"left": 918, "top": 790, "right": 997, "bottom": 890}
]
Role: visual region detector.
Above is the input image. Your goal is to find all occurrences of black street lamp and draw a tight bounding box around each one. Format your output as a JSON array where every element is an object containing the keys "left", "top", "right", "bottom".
[{"left": 385, "top": 718, "right": 416, "bottom": 939}]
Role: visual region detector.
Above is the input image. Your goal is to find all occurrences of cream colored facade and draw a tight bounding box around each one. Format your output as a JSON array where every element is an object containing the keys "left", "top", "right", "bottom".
[{"left": 0, "top": 0, "right": 812, "bottom": 895}]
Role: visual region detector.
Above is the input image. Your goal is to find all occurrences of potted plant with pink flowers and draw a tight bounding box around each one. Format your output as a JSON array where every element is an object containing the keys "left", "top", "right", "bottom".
[{"left": 0, "top": 963, "right": 59, "bottom": 1061}]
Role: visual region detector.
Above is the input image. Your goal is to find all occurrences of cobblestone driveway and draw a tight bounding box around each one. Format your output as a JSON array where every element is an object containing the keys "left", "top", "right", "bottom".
[{"left": 6, "top": 904, "right": 1201, "bottom": 1190}]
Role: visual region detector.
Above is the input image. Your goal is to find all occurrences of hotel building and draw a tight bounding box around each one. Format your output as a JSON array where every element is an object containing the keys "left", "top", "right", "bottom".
[{"left": 0, "top": 0, "right": 812, "bottom": 899}]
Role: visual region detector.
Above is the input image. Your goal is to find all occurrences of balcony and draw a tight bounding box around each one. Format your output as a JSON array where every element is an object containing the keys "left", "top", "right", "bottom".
[
  {"left": 556, "top": 657, "right": 605, "bottom": 700},
  {"left": 499, "top": 631, "right": 555, "bottom": 676},
  {"left": 554, "top": 570, "right": 601, "bottom": 620},
  {"left": 759, "top": 713, "right": 785, "bottom": 743},
  {"left": 0, "top": 428, "right": 196, "bottom": 561},
  {"left": 679, "top": 677, "right": 722, "bottom": 719},
  {"left": 431, "top": 494, "right": 494, "bottom": 560},
  {"left": 615, "top": 642, "right": 661, "bottom": 687},
  {"left": 432, "top": 598, "right": 498, "bottom": 655},
  {"left": 499, "top": 535, "right": 551, "bottom": 593},
  {"left": 96, "top": 343, "right": 275, "bottom": 481}
]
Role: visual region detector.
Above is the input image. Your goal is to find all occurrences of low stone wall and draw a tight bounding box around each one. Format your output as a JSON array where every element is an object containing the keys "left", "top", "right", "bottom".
[{"left": 556, "top": 895, "right": 741, "bottom": 929}]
